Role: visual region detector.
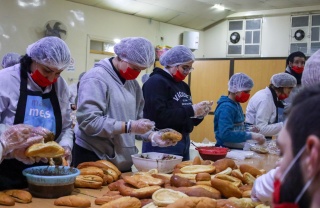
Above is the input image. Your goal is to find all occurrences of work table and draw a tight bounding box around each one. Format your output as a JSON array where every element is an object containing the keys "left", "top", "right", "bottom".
[{"left": 11, "top": 153, "right": 279, "bottom": 208}]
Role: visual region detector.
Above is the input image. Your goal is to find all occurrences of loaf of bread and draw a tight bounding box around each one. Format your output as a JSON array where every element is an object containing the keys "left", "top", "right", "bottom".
[
  {"left": 25, "top": 141, "right": 65, "bottom": 158},
  {"left": 4, "top": 190, "right": 32, "bottom": 203},
  {"left": 54, "top": 195, "right": 91, "bottom": 207},
  {"left": 0, "top": 192, "right": 15, "bottom": 206},
  {"left": 75, "top": 175, "right": 103, "bottom": 189},
  {"left": 100, "top": 196, "right": 141, "bottom": 208}
]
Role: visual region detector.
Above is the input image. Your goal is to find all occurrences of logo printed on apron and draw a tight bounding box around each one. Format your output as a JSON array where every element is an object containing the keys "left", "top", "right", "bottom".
[{"left": 24, "top": 95, "right": 56, "bottom": 134}]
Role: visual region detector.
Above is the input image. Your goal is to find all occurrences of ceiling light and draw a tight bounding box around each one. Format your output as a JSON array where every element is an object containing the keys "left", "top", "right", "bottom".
[
  {"left": 212, "top": 4, "right": 225, "bottom": 11},
  {"left": 113, "top": 38, "right": 121, "bottom": 43}
]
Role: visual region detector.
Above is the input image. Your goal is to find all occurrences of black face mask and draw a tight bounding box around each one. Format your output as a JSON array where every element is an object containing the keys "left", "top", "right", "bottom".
[{"left": 288, "top": 68, "right": 302, "bottom": 85}]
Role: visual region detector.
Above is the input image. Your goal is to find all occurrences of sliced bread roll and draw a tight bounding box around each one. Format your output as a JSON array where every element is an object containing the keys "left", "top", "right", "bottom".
[{"left": 25, "top": 141, "right": 65, "bottom": 158}]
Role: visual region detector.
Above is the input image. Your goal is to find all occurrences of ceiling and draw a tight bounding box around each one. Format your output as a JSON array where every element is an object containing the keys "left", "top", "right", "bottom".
[{"left": 66, "top": 0, "right": 320, "bottom": 30}]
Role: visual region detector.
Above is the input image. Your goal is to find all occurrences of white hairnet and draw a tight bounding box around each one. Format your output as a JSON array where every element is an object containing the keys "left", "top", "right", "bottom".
[
  {"left": 2, "top": 52, "right": 20, "bottom": 68},
  {"left": 26, "top": 37, "right": 71, "bottom": 70},
  {"left": 228, "top": 73, "right": 254, "bottom": 93},
  {"left": 271, "top": 73, "right": 297, "bottom": 88},
  {"left": 160, "top": 45, "right": 195, "bottom": 66},
  {"left": 302, "top": 49, "right": 320, "bottom": 87},
  {"left": 114, "top": 37, "right": 155, "bottom": 68}
]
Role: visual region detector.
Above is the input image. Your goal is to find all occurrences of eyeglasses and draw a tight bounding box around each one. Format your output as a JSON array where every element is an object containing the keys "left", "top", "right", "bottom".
[{"left": 178, "top": 65, "right": 194, "bottom": 73}]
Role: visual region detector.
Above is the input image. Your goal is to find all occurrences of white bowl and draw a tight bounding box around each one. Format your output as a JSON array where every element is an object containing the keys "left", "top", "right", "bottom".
[{"left": 131, "top": 152, "right": 183, "bottom": 173}]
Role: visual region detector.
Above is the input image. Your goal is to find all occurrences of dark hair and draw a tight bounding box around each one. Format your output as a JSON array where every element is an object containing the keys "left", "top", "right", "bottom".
[
  {"left": 19, "top": 54, "right": 32, "bottom": 73},
  {"left": 286, "top": 51, "right": 306, "bottom": 65},
  {"left": 268, "top": 83, "right": 285, "bottom": 94},
  {"left": 286, "top": 84, "right": 320, "bottom": 155}
]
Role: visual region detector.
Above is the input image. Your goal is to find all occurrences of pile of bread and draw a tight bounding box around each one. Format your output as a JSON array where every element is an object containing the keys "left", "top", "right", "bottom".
[{"left": 82, "top": 156, "right": 269, "bottom": 208}]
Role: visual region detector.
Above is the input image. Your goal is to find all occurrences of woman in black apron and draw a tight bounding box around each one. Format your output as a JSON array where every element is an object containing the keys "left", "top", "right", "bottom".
[{"left": 0, "top": 37, "right": 72, "bottom": 190}]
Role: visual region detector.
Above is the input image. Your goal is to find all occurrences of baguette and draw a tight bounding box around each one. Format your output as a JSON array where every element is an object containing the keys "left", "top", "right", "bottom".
[
  {"left": 211, "top": 178, "right": 242, "bottom": 198},
  {"left": 54, "top": 195, "right": 91, "bottom": 207},
  {"left": 25, "top": 141, "right": 64, "bottom": 158}
]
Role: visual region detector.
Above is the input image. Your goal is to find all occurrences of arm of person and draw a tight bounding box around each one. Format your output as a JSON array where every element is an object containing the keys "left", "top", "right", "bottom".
[
  {"left": 215, "top": 105, "right": 251, "bottom": 143},
  {"left": 251, "top": 167, "right": 278, "bottom": 205},
  {"left": 255, "top": 99, "right": 283, "bottom": 137}
]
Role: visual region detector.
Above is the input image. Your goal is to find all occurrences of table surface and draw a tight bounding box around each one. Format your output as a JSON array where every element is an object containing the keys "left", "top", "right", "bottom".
[{"left": 10, "top": 153, "right": 279, "bottom": 208}]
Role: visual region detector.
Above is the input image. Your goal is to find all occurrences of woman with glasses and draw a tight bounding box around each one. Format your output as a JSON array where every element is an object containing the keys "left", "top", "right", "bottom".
[
  {"left": 0, "top": 37, "right": 73, "bottom": 190},
  {"left": 142, "top": 45, "right": 213, "bottom": 160},
  {"left": 73, "top": 37, "right": 176, "bottom": 172}
]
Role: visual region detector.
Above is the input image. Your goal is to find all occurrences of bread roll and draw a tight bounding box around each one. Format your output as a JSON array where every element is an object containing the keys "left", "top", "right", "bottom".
[
  {"left": 214, "top": 174, "right": 242, "bottom": 187},
  {"left": 239, "top": 164, "right": 262, "bottom": 177},
  {"left": 4, "top": 190, "right": 32, "bottom": 203},
  {"left": 213, "top": 159, "right": 236, "bottom": 173},
  {"left": 192, "top": 156, "right": 202, "bottom": 165},
  {"left": 243, "top": 172, "right": 256, "bottom": 185},
  {"left": 166, "top": 197, "right": 217, "bottom": 208},
  {"left": 196, "top": 173, "right": 211, "bottom": 181},
  {"left": 170, "top": 174, "right": 195, "bottom": 187},
  {"left": 95, "top": 195, "right": 123, "bottom": 205},
  {"left": 75, "top": 175, "right": 103, "bottom": 189},
  {"left": 79, "top": 167, "right": 104, "bottom": 179},
  {"left": 118, "top": 180, "right": 161, "bottom": 199},
  {"left": 0, "top": 192, "right": 15, "bottom": 206},
  {"left": 100, "top": 196, "right": 141, "bottom": 208},
  {"left": 25, "top": 141, "right": 65, "bottom": 158},
  {"left": 211, "top": 178, "right": 242, "bottom": 198},
  {"left": 96, "top": 160, "right": 122, "bottom": 176},
  {"left": 161, "top": 130, "right": 182, "bottom": 142},
  {"left": 54, "top": 195, "right": 91, "bottom": 207},
  {"left": 180, "top": 165, "right": 215, "bottom": 174},
  {"left": 152, "top": 188, "right": 188, "bottom": 207}
]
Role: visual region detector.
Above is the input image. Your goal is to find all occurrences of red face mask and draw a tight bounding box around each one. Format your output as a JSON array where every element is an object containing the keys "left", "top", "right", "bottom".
[
  {"left": 291, "top": 66, "right": 304, "bottom": 74},
  {"left": 235, "top": 92, "right": 250, "bottom": 103},
  {"left": 278, "top": 93, "right": 288, "bottom": 100},
  {"left": 119, "top": 67, "right": 140, "bottom": 80},
  {"left": 31, "top": 70, "right": 57, "bottom": 87},
  {"left": 173, "top": 70, "right": 187, "bottom": 82}
]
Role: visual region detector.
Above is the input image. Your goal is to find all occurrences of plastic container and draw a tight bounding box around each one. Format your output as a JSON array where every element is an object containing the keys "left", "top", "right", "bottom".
[
  {"left": 131, "top": 152, "right": 183, "bottom": 173},
  {"left": 195, "top": 146, "right": 228, "bottom": 161},
  {"left": 22, "top": 166, "right": 80, "bottom": 198}
]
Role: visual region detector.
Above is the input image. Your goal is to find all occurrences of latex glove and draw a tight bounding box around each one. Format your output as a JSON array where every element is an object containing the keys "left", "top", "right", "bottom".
[
  {"left": 130, "top": 119, "right": 155, "bottom": 135},
  {"left": 63, "top": 146, "right": 72, "bottom": 166},
  {"left": 251, "top": 132, "right": 266, "bottom": 145},
  {"left": 0, "top": 124, "right": 33, "bottom": 154},
  {"left": 10, "top": 148, "right": 35, "bottom": 165},
  {"left": 149, "top": 132, "right": 177, "bottom": 147},
  {"left": 31, "top": 126, "right": 55, "bottom": 142},
  {"left": 192, "top": 101, "right": 213, "bottom": 117},
  {"left": 202, "top": 101, "right": 214, "bottom": 117}
]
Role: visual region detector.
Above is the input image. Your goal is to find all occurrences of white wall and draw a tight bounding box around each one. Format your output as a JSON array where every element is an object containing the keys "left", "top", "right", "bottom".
[{"left": 0, "top": 0, "right": 203, "bottom": 84}]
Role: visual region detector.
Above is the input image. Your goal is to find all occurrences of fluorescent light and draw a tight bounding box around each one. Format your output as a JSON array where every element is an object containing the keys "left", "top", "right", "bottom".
[
  {"left": 113, "top": 38, "right": 121, "bottom": 43},
  {"left": 212, "top": 4, "right": 225, "bottom": 11}
]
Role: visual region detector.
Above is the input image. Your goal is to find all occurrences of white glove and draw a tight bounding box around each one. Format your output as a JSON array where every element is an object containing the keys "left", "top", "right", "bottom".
[
  {"left": 0, "top": 124, "right": 33, "bottom": 154},
  {"left": 129, "top": 119, "right": 155, "bottom": 135},
  {"left": 149, "top": 132, "right": 177, "bottom": 147},
  {"left": 192, "top": 101, "right": 213, "bottom": 117},
  {"left": 62, "top": 146, "right": 72, "bottom": 166},
  {"left": 251, "top": 132, "right": 266, "bottom": 145}
]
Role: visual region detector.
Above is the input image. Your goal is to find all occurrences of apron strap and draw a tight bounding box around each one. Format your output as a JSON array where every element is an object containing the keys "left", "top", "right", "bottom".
[
  {"left": 268, "top": 87, "right": 279, "bottom": 123},
  {"left": 14, "top": 67, "right": 28, "bottom": 124}
]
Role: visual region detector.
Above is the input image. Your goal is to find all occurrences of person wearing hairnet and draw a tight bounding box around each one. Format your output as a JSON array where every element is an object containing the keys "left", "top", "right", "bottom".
[
  {"left": 142, "top": 45, "right": 213, "bottom": 160},
  {"left": 214, "top": 73, "right": 265, "bottom": 149},
  {"left": 1, "top": 52, "right": 21, "bottom": 68},
  {"left": 0, "top": 37, "right": 73, "bottom": 190},
  {"left": 73, "top": 37, "right": 176, "bottom": 172},
  {"left": 302, "top": 49, "right": 320, "bottom": 87},
  {"left": 251, "top": 49, "right": 320, "bottom": 206},
  {"left": 246, "top": 73, "right": 297, "bottom": 138}
]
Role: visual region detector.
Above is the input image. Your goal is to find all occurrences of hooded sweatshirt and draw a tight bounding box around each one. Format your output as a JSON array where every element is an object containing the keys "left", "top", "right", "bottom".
[
  {"left": 142, "top": 67, "right": 203, "bottom": 157},
  {"left": 74, "top": 58, "right": 143, "bottom": 172},
  {"left": 214, "top": 95, "right": 251, "bottom": 148}
]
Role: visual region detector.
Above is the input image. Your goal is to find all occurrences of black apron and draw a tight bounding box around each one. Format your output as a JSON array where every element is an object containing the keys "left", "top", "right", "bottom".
[
  {"left": 0, "top": 68, "right": 62, "bottom": 190},
  {"left": 267, "top": 87, "right": 284, "bottom": 139}
]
